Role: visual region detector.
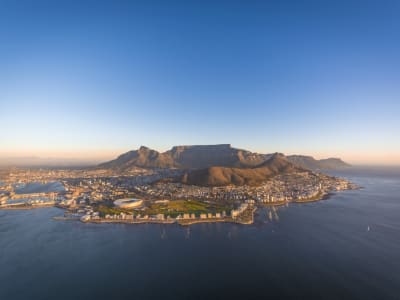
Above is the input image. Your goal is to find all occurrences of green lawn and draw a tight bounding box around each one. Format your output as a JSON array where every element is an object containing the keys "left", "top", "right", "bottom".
[
  {"left": 95, "top": 205, "right": 132, "bottom": 217},
  {"left": 143, "top": 199, "right": 230, "bottom": 217},
  {"left": 95, "top": 199, "right": 232, "bottom": 218}
]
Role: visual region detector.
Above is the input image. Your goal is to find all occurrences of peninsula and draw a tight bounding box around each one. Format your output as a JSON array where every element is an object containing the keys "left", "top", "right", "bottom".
[{"left": 0, "top": 144, "right": 357, "bottom": 225}]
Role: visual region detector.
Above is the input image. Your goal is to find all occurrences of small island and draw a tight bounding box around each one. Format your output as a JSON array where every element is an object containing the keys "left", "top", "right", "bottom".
[{"left": 0, "top": 144, "right": 358, "bottom": 225}]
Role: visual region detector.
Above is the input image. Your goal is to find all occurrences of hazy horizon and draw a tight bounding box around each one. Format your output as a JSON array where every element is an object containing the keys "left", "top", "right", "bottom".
[{"left": 0, "top": 143, "right": 399, "bottom": 167}]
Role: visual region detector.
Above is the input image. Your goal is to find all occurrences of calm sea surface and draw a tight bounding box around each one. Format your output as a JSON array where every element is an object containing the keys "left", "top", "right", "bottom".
[{"left": 1, "top": 167, "right": 400, "bottom": 300}]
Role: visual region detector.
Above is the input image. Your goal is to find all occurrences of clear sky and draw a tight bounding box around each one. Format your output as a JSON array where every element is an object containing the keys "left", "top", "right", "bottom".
[{"left": 1, "top": 0, "right": 399, "bottom": 165}]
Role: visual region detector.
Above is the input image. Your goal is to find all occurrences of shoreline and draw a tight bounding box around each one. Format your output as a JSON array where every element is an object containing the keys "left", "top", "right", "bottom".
[
  {"left": 0, "top": 204, "right": 55, "bottom": 210},
  {"left": 1, "top": 187, "right": 360, "bottom": 226},
  {"left": 261, "top": 200, "right": 289, "bottom": 207},
  {"left": 1, "top": 192, "right": 337, "bottom": 225},
  {"left": 294, "top": 192, "right": 331, "bottom": 203},
  {"left": 178, "top": 218, "right": 233, "bottom": 226},
  {"left": 82, "top": 218, "right": 256, "bottom": 226},
  {"left": 86, "top": 219, "right": 176, "bottom": 225}
]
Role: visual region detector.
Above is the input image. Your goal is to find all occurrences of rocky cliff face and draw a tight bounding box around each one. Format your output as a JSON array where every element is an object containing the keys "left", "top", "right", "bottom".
[
  {"left": 98, "top": 144, "right": 350, "bottom": 171},
  {"left": 99, "top": 144, "right": 269, "bottom": 170}
]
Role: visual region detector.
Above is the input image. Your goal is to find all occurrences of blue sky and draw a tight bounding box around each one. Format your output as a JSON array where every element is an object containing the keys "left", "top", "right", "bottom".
[{"left": 1, "top": 0, "right": 399, "bottom": 164}]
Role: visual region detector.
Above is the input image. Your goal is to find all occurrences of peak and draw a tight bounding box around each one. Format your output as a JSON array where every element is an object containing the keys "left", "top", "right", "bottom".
[
  {"left": 172, "top": 144, "right": 231, "bottom": 149},
  {"left": 270, "top": 152, "right": 286, "bottom": 159},
  {"left": 139, "top": 146, "right": 151, "bottom": 151},
  {"left": 256, "top": 152, "right": 292, "bottom": 169}
]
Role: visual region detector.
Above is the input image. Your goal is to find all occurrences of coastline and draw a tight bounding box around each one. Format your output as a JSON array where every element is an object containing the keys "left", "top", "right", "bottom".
[
  {"left": 82, "top": 217, "right": 256, "bottom": 227},
  {"left": 1, "top": 192, "right": 339, "bottom": 226},
  {"left": 86, "top": 219, "right": 176, "bottom": 225},
  {"left": 261, "top": 200, "right": 289, "bottom": 207},
  {"left": 294, "top": 192, "right": 331, "bottom": 203},
  {"left": 0, "top": 204, "right": 55, "bottom": 210},
  {"left": 259, "top": 192, "right": 331, "bottom": 207},
  {"left": 1, "top": 184, "right": 360, "bottom": 227},
  {"left": 178, "top": 218, "right": 233, "bottom": 226}
]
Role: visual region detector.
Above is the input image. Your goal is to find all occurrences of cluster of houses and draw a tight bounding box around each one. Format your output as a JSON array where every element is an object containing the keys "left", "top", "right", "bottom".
[
  {"left": 230, "top": 200, "right": 255, "bottom": 218},
  {"left": 258, "top": 194, "right": 287, "bottom": 203},
  {"left": 58, "top": 198, "right": 77, "bottom": 207},
  {"left": 80, "top": 209, "right": 168, "bottom": 223},
  {"left": 135, "top": 172, "right": 355, "bottom": 207},
  {"left": 137, "top": 183, "right": 251, "bottom": 202},
  {"left": 27, "top": 199, "right": 56, "bottom": 206},
  {"left": 334, "top": 179, "right": 352, "bottom": 191},
  {"left": 79, "top": 207, "right": 257, "bottom": 223},
  {"left": 177, "top": 211, "right": 227, "bottom": 220},
  {"left": 252, "top": 173, "right": 328, "bottom": 203},
  {"left": 0, "top": 195, "right": 8, "bottom": 206},
  {"left": 104, "top": 213, "right": 165, "bottom": 221}
]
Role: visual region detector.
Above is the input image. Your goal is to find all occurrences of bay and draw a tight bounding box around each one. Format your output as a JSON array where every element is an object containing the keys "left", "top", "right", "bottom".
[{"left": 1, "top": 167, "right": 399, "bottom": 299}]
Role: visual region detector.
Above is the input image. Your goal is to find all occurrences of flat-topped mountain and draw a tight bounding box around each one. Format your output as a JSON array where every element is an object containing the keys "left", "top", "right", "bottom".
[
  {"left": 99, "top": 144, "right": 269, "bottom": 171},
  {"left": 98, "top": 144, "right": 350, "bottom": 171},
  {"left": 180, "top": 153, "right": 306, "bottom": 186}
]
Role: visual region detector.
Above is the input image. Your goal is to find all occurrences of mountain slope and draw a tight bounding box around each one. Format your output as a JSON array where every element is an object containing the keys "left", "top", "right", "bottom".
[
  {"left": 287, "top": 155, "right": 350, "bottom": 170},
  {"left": 98, "top": 146, "right": 175, "bottom": 170},
  {"left": 180, "top": 153, "right": 306, "bottom": 186},
  {"left": 98, "top": 144, "right": 350, "bottom": 171}
]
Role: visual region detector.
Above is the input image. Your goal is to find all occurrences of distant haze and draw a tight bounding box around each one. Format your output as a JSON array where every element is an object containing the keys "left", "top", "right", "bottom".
[
  {"left": 0, "top": 156, "right": 105, "bottom": 167},
  {"left": 0, "top": 146, "right": 398, "bottom": 167}
]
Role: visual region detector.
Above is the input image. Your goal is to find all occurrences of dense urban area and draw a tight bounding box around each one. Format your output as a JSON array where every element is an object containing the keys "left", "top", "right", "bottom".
[{"left": 0, "top": 166, "right": 357, "bottom": 225}]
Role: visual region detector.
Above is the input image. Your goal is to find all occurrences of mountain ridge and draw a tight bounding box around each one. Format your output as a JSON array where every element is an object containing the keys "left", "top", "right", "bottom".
[
  {"left": 98, "top": 144, "right": 350, "bottom": 171},
  {"left": 180, "top": 153, "right": 307, "bottom": 186}
]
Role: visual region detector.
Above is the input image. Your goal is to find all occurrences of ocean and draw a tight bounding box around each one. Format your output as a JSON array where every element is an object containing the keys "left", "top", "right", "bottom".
[{"left": 1, "top": 167, "right": 399, "bottom": 300}]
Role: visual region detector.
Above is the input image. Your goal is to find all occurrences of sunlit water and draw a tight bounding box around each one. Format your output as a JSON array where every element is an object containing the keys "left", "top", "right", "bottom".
[{"left": 1, "top": 168, "right": 400, "bottom": 300}]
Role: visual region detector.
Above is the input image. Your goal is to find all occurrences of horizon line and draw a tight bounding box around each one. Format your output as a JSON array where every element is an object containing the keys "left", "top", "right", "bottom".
[{"left": 0, "top": 143, "right": 400, "bottom": 166}]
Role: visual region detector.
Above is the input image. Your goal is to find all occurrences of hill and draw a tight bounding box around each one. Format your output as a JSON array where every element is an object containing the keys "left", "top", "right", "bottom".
[
  {"left": 98, "top": 146, "right": 175, "bottom": 170},
  {"left": 286, "top": 155, "right": 350, "bottom": 170},
  {"left": 180, "top": 153, "right": 307, "bottom": 186}
]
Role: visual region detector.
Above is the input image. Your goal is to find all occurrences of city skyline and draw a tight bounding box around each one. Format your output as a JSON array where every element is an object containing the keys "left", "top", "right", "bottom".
[{"left": 1, "top": 0, "right": 399, "bottom": 165}]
